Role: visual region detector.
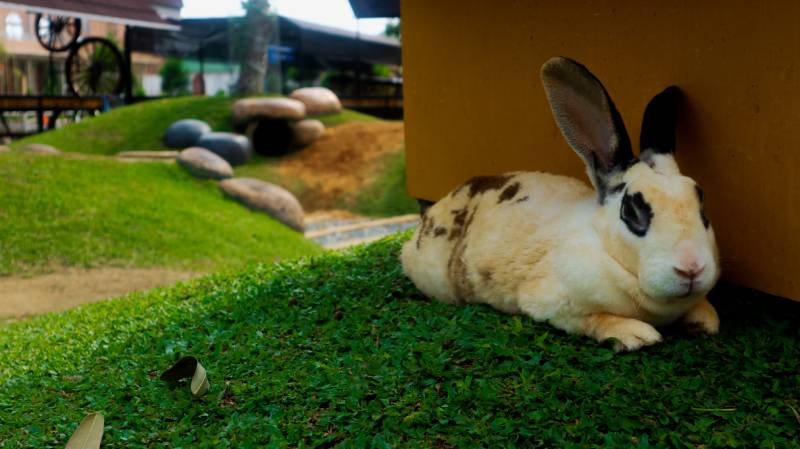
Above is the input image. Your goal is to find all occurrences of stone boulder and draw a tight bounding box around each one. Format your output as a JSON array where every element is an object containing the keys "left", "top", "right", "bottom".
[
  {"left": 163, "top": 119, "right": 211, "bottom": 149},
  {"left": 177, "top": 147, "right": 233, "bottom": 180},
  {"left": 232, "top": 98, "right": 306, "bottom": 127},
  {"left": 19, "top": 143, "right": 60, "bottom": 154},
  {"left": 219, "top": 178, "right": 305, "bottom": 232},
  {"left": 195, "top": 132, "right": 252, "bottom": 166},
  {"left": 290, "top": 87, "right": 342, "bottom": 116},
  {"left": 291, "top": 119, "right": 325, "bottom": 148}
]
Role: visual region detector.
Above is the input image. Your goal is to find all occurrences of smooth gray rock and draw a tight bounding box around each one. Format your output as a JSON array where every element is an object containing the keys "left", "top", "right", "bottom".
[
  {"left": 291, "top": 119, "right": 325, "bottom": 148},
  {"left": 163, "top": 119, "right": 211, "bottom": 149},
  {"left": 289, "top": 87, "right": 342, "bottom": 115},
  {"left": 219, "top": 178, "right": 305, "bottom": 232},
  {"left": 195, "top": 132, "right": 252, "bottom": 166},
  {"left": 18, "top": 143, "right": 60, "bottom": 154},
  {"left": 177, "top": 147, "right": 233, "bottom": 180}
]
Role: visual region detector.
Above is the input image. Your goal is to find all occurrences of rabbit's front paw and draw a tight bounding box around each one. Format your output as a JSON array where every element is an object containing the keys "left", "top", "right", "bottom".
[
  {"left": 682, "top": 298, "right": 719, "bottom": 335},
  {"left": 584, "top": 314, "right": 663, "bottom": 352}
]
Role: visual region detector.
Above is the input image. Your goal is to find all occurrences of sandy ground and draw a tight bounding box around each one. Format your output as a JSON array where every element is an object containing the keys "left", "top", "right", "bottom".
[{"left": 0, "top": 268, "right": 198, "bottom": 320}]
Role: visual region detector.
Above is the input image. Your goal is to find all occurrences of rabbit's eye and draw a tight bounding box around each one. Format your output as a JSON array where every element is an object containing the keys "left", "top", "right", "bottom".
[
  {"left": 696, "top": 185, "right": 710, "bottom": 228},
  {"left": 620, "top": 190, "right": 653, "bottom": 237}
]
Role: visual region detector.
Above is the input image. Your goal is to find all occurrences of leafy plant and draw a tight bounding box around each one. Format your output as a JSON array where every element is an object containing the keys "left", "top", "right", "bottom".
[
  {"left": 384, "top": 19, "right": 401, "bottom": 38},
  {"left": 372, "top": 64, "right": 393, "bottom": 78},
  {"left": 160, "top": 58, "right": 190, "bottom": 96}
]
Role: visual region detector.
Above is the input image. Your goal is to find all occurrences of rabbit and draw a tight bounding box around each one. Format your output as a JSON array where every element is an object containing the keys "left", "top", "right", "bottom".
[{"left": 401, "top": 57, "right": 721, "bottom": 352}]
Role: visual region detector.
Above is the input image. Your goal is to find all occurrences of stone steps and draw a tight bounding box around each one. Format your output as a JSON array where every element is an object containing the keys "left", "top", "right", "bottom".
[{"left": 305, "top": 214, "right": 419, "bottom": 249}]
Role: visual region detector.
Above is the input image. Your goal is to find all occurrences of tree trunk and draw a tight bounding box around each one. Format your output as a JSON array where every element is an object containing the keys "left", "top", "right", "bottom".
[{"left": 235, "top": 0, "right": 271, "bottom": 96}]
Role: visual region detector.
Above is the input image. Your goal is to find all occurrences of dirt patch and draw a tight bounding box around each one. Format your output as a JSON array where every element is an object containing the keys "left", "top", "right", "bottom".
[
  {"left": 305, "top": 209, "right": 364, "bottom": 223},
  {"left": 0, "top": 268, "right": 199, "bottom": 320},
  {"left": 277, "top": 121, "right": 404, "bottom": 210}
]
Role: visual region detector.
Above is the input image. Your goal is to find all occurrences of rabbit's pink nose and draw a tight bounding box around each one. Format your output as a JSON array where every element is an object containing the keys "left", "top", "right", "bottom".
[{"left": 673, "top": 265, "right": 705, "bottom": 280}]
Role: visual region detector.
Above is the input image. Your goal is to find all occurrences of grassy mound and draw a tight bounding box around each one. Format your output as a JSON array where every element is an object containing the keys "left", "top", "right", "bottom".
[
  {"left": 1, "top": 235, "right": 797, "bottom": 447},
  {"left": 0, "top": 153, "right": 320, "bottom": 276},
  {"left": 11, "top": 96, "right": 378, "bottom": 156},
  {"left": 352, "top": 151, "right": 419, "bottom": 217}
]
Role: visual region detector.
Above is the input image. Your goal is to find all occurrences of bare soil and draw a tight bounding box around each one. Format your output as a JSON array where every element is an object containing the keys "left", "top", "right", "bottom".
[
  {"left": 0, "top": 268, "right": 198, "bottom": 320},
  {"left": 278, "top": 121, "right": 405, "bottom": 210}
]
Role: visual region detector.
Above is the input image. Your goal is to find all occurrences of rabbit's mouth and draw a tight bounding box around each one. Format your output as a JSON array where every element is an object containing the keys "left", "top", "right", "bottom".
[
  {"left": 675, "top": 277, "right": 710, "bottom": 300},
  {"left": 677, "top": 285, "right": 695, "bottom": 299}
]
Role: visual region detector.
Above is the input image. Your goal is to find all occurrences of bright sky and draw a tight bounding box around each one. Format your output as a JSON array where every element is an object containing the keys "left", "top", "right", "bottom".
[{"left": 181, "top": 0, "right": 392, "bottom": 36}]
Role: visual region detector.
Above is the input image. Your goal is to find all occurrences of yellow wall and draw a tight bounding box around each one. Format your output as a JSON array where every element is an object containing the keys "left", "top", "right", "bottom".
[{"left": 402, "top": 0, "right": 800, "bottom": 300}]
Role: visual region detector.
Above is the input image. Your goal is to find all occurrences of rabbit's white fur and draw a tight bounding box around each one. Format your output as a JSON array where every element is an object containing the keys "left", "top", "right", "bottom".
[{"left": 401, "top": 57, "right": 720, "bottom": 352}]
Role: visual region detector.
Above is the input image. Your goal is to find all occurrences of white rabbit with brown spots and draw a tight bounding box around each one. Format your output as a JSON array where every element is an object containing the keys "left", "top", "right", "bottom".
[{"left": 401, "top": 57, "right": 720, "bottom": 352}]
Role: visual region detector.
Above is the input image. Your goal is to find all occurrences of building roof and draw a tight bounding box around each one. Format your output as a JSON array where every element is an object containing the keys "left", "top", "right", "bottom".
[
  {"left": 283, "top": 16, "right": 400, "bottom": 48},
  {"left": 348, "top": 0, "right": 399, "bottom": 18},
  {"left": 0, "top": 0, "right": 182, "bottom": 30},
  {"left": 281, "top": 16, "right": 401, "bottom": 65},
  {"left": 130, "top": 16, "right": 401, "bottom": 66}
]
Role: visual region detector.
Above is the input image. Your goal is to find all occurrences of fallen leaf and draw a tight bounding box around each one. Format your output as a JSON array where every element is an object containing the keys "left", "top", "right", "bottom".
[
  {"left": 64, "top": 413, "right": 104, "bottom": 449},
  {"left": 161, "top": 356, "right": 210, "bottom": 397}
]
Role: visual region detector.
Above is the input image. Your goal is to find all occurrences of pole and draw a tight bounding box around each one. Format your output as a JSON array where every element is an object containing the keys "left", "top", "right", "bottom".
[{"left": 123, "top": 25, "right": 133, "bottom": 102}]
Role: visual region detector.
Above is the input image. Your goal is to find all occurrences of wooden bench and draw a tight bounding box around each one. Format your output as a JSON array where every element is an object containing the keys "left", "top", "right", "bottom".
[{"left": 0, "top": 95, "right": 114, "bottom": 137}]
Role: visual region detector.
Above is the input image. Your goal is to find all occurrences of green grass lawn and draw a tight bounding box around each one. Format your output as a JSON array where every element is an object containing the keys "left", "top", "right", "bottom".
[
  {"left": 1, "top": 234, "right": 797, "bottom": 447},
  {"left": 11, "top": 96, "right": 378, "bottom": 156},
  {"left": 0, "top": 153, "right": 320, "bottom": 276}
]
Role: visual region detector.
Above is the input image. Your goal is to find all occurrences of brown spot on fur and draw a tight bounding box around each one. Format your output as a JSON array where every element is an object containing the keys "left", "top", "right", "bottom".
[
  {"left": 447, "top": 206, "right": 479, "bottom": 302},
  {"left": 515, "top": 195, "right": 530, "bottom": 203},
  {"left": 465, "top": 175, "right": 513, "bottom": 198},
  {"left": 498, "top": 182, "right": 521, "bottom": 203},
  {"left": 479, "top": 269, "right": 493, "bottom": 284},
  {"left": 449, "top": 208, "right": 469, "bottom": 241},
  {"left": 424, "top": 216, "right": 435, "bottom": 236},
  {"left": 434, "top": 226, "right": 447, "bottom": 237},
  {"left": 416, "top": 214, "right": 435, "bottom": 249},
  {"left": 451, "top": 208, "right": 467, "bottom": 225}
]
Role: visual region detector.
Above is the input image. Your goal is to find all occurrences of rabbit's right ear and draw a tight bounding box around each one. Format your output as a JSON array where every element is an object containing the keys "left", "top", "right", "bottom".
[
  {"left": 639, "top": 86, "right": 681, "bottom": 175},
  {"left": 541, "top": 57, "right": 635, "bottom": 201}
]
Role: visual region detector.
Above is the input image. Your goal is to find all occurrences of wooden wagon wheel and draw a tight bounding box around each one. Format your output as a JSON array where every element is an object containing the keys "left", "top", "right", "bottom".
[
  {"left": 35, "top": 14, "right": 81, "bottom": 52},
  {"left": 65, "top": 37, "right": 126, "bottom": 97}
]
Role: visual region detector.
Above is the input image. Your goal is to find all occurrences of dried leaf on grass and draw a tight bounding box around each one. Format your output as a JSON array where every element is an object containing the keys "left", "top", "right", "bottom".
[
  {"left": 64, "top": 413, "right": 104, "bottom": 449},
  {"left": 161, "top": 356, "right": 210, "bottom": 397}
]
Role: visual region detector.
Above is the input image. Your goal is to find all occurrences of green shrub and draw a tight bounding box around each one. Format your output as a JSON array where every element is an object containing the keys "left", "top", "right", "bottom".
[{"left": 160, "top": 58, "right": 190, "bottom": 96}]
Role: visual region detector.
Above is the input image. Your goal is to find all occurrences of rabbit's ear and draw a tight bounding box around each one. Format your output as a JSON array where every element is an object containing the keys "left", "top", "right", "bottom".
[
  {"left": 541, "top": 57, "right": 635, "bottom": 201},
  {"left": 639, "top": 86, "right": 681, "bottom": 175}
]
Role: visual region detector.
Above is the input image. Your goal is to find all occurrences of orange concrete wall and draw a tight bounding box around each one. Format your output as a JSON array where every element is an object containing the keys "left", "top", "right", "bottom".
[{"left": 402, "top": 0, "right": 800, "bottom": 300}]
